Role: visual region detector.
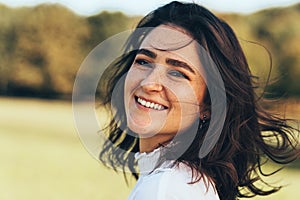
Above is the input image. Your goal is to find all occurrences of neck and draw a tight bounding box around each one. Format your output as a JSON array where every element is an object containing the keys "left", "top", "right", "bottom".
[{"left": 139, "top": 134, "right": 174, "bottom": 153}]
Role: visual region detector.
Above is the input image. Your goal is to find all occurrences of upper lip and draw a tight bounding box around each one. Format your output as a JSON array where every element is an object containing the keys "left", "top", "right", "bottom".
[{"left": 135, "top": 95, "right": 168, "bottom": 109}]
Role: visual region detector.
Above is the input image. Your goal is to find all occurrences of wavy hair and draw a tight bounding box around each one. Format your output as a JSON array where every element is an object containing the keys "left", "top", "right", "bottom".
[{"left": 98, "top": 1, "right": 300, "bottom": 200}]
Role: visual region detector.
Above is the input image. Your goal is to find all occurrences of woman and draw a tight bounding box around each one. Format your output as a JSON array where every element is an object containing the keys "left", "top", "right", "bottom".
[{"left": 98, "top": 1, "right": 300, "bottom": 200}]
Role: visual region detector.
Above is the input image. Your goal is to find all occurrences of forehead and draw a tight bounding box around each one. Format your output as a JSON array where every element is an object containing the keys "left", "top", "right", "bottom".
[
  {"left": 139, "top": 25, "right": 204, "bottom": 74},
  {"left": 140, "top": 24, "right": 194, "bottom": 51}
]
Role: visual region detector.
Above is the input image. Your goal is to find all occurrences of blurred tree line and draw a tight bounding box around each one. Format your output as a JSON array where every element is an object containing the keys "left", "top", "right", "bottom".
[{"left": 0, "top": 3, "right": 299, "bottom": 99}]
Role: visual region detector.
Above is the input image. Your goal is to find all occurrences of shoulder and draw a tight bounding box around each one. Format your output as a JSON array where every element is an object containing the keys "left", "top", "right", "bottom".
[
  {"left": 158, "top": 163, "right": 220, "bottom": 200},
  {"left": 129, "top": 162, "right": 220, "bottom": 200}
]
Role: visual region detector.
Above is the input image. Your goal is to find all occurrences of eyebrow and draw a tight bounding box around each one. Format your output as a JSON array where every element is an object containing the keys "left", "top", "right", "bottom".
[
  {"left": 136, "top": 48, "right": 157, "bottom": 59},
  {"left": 136, "top": 48, "right": 196, "bottom": 74},
  {"left": 166, "top": 58, "right": 195, "bottom": 74}
]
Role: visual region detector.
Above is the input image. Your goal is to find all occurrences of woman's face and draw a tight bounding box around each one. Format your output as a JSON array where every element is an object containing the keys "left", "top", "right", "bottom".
[{"left": 124, "top": 25, "right": 206, "bottom": 139}]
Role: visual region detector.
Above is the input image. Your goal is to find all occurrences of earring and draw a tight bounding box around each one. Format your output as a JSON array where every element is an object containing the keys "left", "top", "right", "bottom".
[{"left": 200, "top": 114, "right": 207, "bottom": 129}]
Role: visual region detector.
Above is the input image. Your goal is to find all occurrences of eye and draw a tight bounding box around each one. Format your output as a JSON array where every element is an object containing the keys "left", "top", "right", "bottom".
[
  {"left": 168, "top": 70, "right": 189, "bottom": 79},
  {"left": 134, "top": 59, "right": 153, "bottom": 68}
]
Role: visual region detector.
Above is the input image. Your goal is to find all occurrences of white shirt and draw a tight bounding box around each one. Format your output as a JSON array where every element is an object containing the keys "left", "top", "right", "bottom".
[{"left": 127, "top": 148, "right": 220, "bottom": 200}]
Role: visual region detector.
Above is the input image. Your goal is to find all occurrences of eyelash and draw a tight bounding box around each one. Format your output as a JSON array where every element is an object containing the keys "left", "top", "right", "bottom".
[
  {"left": 134, "top": 59, "right": 152, "bottom": 67},
  {"left": 134, "top": 58, "right": 189, "bottom": 80},
  {"left": 168, "top": 70, "right": 189, "bottom": 79}
]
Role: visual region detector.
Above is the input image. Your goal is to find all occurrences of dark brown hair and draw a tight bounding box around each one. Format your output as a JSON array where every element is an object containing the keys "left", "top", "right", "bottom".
[{"left": 99, "top": 1, "right": 300, "bottom": 200}]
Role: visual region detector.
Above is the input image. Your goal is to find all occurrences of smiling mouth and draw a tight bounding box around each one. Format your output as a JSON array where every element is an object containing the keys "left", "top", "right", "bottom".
[{"left": 135, "top": 96, "right": 167, "bottom": 111}]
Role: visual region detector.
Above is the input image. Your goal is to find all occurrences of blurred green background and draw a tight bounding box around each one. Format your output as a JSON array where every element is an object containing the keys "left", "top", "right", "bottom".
[{"left": 0, "top": 2, "right": 300, "bottom": 200}]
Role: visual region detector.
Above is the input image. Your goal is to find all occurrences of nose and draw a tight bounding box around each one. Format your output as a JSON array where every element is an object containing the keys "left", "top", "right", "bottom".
[{"left": 140, "top": 68, "right": 163, "bottom": 92}]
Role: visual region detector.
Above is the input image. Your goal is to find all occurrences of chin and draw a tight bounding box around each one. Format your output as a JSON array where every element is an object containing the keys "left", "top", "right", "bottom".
[{"left": 128, "top": 125, "right": 156, "bottom": 138}]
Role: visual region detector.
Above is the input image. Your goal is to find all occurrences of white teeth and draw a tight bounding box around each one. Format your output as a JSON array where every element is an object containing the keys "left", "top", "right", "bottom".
[
  {"left": 150, "top": 102, "right": 154, "bottom": 108},
  {"left": 141, "top": 99, "right": 146, "bottom": 106},
  {"left": 137, "top": 97, "right": 165, "bottom": 110}
]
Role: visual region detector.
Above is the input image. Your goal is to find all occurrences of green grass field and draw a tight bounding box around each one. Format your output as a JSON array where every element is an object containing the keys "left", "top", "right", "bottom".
[{"left": 0, "top": 97, "right": 299, "bottom": 200}]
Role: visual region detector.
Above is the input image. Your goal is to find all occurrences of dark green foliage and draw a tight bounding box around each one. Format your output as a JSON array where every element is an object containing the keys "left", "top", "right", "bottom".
[
  {"left": 0, "top": 2, "right": 299, "bottom": 99},
  {"left": 248, "top": 5, "right": 300, "bottom": 97}
]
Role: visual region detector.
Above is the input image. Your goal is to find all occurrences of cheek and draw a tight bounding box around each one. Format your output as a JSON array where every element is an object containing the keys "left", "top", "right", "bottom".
[
  {"left": 194, "top": 85, "right": 206, "bottom": 105},
  {"left": 124, "top": 71, "right": 134, "bottom": 110},
  {"left": 167, "top": 83, "right": 204, "bottom": 120},
  {"left": 124, "top": 68, "right": 139, "bottom": 93},
  {"left": 166, "top": 82, "right": 201, "bottom": 106},
  {"left": 165, "top": 87, "right": 200, "bottom": 131}
]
